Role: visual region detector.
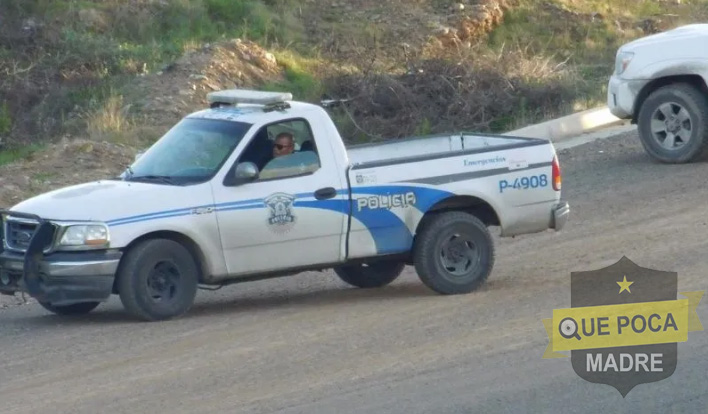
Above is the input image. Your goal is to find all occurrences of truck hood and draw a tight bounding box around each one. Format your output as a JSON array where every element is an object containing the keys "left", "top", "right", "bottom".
[
  {"left": 622, "top": 24, "right": 708, "bottom": 51},
  {"left": 7, "top": 179, "right": 206, "bottom": 223}
]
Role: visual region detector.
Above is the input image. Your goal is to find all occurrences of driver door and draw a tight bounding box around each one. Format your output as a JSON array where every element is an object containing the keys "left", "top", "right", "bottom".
[{"left": 211, "top": 117, "right": 348, "bottom": 277}]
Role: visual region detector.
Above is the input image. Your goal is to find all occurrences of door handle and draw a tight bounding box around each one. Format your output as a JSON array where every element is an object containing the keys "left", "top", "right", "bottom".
[{"left": 314, "top": 187, "right": 337, "bottom": 200}]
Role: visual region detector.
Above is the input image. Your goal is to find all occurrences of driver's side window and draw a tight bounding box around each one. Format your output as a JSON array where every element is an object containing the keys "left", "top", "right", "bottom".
[{"left": 235, "top": 118, "right": 321, "bottom": 182}]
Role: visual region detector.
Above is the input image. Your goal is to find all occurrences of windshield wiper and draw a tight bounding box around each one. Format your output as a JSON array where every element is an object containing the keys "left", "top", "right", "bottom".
[{"left": 128, "top": 175, "right": 177, "bottom": 185}]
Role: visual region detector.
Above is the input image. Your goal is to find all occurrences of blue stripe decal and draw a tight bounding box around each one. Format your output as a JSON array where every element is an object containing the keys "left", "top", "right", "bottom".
[
  {"left": 352, "top": 205, "right": 413, "bottom": 254},
  {"left": 351, "top": 184, "right": 454, "bottom": 213},
  {"left": 106, "top": 204, "right": 211, "bottom": 225},
  {"left": 109, "top": 211, "right": 195, "bottom": 227},
  {"left": 106, "top": 184, "right": 457, "bottom": 253},
  {"left": 293, "top": 199, "right": 350, "bottom": 214},
  {"left": 106, "top": 185, "right": 452, "bottom": 226},
  {"left": 294, "top": 198, "right": 412, "bottom": 254}
]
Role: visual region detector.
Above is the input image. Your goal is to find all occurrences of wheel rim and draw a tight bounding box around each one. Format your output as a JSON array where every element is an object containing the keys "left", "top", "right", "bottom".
[
  {"left": 146, "top": 261, "right": 181, "bottom": 303},
  {"left": 439, "top": 233, "right": 480, "bottom": 276},
  {"left": 650, "top": 102, "right": 693, "bottom": 150}
]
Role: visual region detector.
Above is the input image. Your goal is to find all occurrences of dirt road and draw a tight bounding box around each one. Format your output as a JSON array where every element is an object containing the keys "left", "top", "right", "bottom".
[{"left": 1, "top": 130, "right": 707, "bottom": 413}]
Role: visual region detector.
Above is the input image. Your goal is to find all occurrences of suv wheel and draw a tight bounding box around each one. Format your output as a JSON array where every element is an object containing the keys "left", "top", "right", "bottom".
[{"left": 637, "top": 83, "right": 708, "bottom": 163}]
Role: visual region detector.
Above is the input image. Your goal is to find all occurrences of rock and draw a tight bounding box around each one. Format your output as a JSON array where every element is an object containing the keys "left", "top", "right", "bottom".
[{"left": 263, "top": 52, "right": 277, "bottom": 64}]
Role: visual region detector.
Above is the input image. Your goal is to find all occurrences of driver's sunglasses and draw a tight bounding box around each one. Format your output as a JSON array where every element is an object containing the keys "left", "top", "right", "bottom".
[{"left": 274, "top": 143, "right": 291, "bottom": 150}]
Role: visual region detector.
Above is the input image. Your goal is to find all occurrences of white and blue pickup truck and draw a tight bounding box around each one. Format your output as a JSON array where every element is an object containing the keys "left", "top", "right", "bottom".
[{"left": 0, "top": 89, "right": 569, "bottom": 321}]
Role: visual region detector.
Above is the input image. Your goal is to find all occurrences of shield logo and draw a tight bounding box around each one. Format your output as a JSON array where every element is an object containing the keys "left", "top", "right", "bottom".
[
  {"left": 264, "top": 192, "right": 296, "bottom": 234},
  {"left": 543, "top": 256, "right": 703, "bottom": 397}
]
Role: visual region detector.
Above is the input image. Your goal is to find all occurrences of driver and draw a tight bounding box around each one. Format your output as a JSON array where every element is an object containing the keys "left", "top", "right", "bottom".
[{"left": 272, "top": 132, "right": 295, "bottom": 158}]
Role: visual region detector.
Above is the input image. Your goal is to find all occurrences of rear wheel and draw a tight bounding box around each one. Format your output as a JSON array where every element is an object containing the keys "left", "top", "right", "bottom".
[
  {"left": 117, "top": 239, "right": 199, "bottom": 321},
  {"left": 413, "top": 211, "right": 495, "bottom": 294},
  {"left": 38, "top": 301, "right": 100, "bottom": 315},
  {"left": 334, "top": 260, "right": 405, "bottom": 288},
  {"left": 637, "top": 83, "right": 708, "bottom": 163}
]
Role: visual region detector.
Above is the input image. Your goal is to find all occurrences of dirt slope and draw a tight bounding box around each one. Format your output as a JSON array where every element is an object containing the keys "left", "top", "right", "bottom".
[
  {"left": 125, "top": 38, "right": 283, "bottom": 129},
  {"left": 0, "top": 38, "right": 283, "bottom": 209}
]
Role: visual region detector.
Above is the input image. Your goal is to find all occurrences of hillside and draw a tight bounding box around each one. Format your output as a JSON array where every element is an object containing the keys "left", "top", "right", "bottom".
[{"left": 1, "top": 0, "right": 707, "bottom": 206}]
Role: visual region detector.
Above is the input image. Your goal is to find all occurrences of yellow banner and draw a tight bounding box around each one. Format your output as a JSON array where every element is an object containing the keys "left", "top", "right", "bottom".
[{"left": 543, "top": 291, "right": 703, "bottom": 358}]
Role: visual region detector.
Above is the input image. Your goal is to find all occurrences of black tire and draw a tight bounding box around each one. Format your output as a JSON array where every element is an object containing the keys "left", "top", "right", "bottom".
[
  {"left": 334, "top": 260, "right": 405, "bottom": 288},
  {"left": 38, "top": 301, "right": 100, "bottom": 315},
  {"left": 117, "top": 239, "right": 199, "bottom": 321},
  {"left": 413, "top": 211, "right": 495, "bottom": 295},
  {"left": 637, "top": 83, "right": 708, "bottom": 163}
]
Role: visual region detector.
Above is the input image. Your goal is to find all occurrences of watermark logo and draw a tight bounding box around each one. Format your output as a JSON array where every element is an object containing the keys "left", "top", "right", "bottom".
[{"left": 542, "top": 256, "right": 703, "bottom": 397}]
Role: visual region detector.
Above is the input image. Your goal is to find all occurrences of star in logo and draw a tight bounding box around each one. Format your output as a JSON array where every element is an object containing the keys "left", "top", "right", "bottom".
[{"left": 617, "top": 275, "right": 634, "bottom": 294}]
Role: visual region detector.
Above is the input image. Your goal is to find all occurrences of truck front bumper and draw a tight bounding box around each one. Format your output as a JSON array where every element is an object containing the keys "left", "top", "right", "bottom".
[
  {"left": 1, "top": 216, "right": 121, "bottom": 306},
  {"left": 607, "top": 75, "right": 650, "bottom": 120},
  {"left": 0, "top": 250, "right": 121, "bottom": 306},
  {"left": 551, "top": 201, "right": 570, "bottom": 231}
]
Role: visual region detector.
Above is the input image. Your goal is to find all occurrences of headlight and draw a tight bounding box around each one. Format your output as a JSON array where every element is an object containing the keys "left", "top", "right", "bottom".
[
  {"left": 615, "top": 51, "right": 634, "bottom": 76},
  {"left": 58, "top": 224, "right": 110, "bottom": 249}
]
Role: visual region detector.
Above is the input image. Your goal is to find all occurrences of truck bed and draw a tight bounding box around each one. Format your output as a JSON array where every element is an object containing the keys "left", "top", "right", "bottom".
[
  {"left": 342, "top": 129, "right": 561, "bottom": 259},
  {"left": 346, "top": 132, "right": 546, "bottom": 167}
]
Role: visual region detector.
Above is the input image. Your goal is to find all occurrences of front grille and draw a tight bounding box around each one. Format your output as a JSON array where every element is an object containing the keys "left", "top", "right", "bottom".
[
  {"left": 3, "top": 218, "right": 55, "bottom": 253},
  {"left": 6, "top": 220, "right": 37, "bottom": 251}
]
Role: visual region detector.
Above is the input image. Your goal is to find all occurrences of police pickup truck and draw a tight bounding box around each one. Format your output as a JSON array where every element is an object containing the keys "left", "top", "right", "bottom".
[{"left": 0, "top": 89, "right": 569, "bottom": 321}]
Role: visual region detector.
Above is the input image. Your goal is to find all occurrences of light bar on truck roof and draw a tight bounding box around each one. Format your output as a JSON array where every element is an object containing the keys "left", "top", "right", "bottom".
[{"left": 206, "top": 89, "right": 293, "bottom": 107}]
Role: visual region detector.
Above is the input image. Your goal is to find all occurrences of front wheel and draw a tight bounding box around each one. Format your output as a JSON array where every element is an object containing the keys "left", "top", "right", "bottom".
[
  {"left": 117, "top": 239, "right": 199, "bottom": 321},
  {"left": 38, "top": 301, "right": 100, "bottom": 315},
  {"left": 637, "top": 83, "right": 708, "bottom": 163},
  {"left": 334, "top": 260, "right": 405, "bottom": 288},
  {"left": 413, "top": 211, "right": 495, "bottom": 295}
]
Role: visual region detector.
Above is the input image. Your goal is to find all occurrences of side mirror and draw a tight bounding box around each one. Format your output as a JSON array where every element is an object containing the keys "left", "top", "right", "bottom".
[{"left": 234, "top": 162, "right": 259, "bottom": 184}]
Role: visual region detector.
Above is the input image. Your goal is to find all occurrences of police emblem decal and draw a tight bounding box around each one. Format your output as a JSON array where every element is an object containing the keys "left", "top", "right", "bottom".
[{"left": 264, "top": 192, "right": 296, "bottom": 233}]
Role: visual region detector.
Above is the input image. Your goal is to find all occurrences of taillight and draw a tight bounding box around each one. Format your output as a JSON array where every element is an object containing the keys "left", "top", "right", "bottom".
[{"left": 552, "top": 155, "right": 561, "bottom": 191}]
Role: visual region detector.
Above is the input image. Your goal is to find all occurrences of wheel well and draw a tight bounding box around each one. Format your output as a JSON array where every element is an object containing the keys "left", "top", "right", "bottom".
[
  {"left": 633, "top": 75, "right": 708, "bottom": 122},
  {"left": 112, "top": 231, "right": 208, "bottom": 294},
  {"left": 416, "top": 195, "right": 500, "bottom": 233}
]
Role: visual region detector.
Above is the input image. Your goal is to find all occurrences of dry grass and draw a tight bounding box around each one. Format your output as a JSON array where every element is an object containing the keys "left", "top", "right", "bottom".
[{"left": 83, "top": 93, "right": 134, "bottom": 143}]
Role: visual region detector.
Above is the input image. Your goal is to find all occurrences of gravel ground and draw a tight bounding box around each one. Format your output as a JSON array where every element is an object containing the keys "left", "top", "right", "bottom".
[{"left": 1, "top": 130, "right": 707, "bottom": 414}]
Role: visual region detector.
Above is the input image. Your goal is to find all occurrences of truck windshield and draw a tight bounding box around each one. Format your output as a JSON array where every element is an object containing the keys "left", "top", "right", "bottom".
[{"left": 123, "top": 117, "right": 252, "bottom": 185}]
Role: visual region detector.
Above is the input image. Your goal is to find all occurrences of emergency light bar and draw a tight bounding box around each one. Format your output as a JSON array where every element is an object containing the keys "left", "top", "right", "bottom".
[{"left": 207, "top": 89, "right": 292, "bottom": 107}]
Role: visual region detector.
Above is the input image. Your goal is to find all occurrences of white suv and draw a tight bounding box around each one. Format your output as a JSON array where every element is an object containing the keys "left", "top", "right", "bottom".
[{"left": 608, "top": 24, "right": 708, "bottom": 163}]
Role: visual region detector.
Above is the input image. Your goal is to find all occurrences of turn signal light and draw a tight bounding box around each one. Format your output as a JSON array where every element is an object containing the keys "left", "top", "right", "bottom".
[{"left": 552, "top": 155, "right": 561, "bottom": 191}]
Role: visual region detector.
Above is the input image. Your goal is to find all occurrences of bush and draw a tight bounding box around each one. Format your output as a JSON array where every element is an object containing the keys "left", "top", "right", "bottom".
[{"left": 323, "top": 56, "right": 578, "bottom": 143}]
